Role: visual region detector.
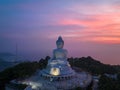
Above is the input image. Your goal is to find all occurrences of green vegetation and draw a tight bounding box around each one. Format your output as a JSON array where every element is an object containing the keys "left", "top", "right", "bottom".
[
  {"left": 6, "top": 83, "right": 27, "bottom": 90},
  {"left": 98, "top": 75, "right": 120, "bottom": 90},
  {"left": 0, "top": 62, "right": 39, "bottom": 90},
  {"left": 68, "top": 56, "right": 120, "bottom": 90},
  {"left": 0, "top": 56, "right": 120, "bottom": 90},
  {"left": 68, "top": 56, "right": 119, "bottom": 75},
  {"left": 0, "top": 56, "right": 49, "bottom": 90},
  {"left": 74, "top": 87, "right": 83, "bottom": 90}
]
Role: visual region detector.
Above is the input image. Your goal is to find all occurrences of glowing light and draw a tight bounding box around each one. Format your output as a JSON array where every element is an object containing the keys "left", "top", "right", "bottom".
[
  {"left": 28, "top": 82, "right": 40, "bottom": 89},
  {"left": 50, "top": 68, "right": 60, "bottom": 76},
  {"left": 32, "top": 85, "right": 37, "bottom": 89}
]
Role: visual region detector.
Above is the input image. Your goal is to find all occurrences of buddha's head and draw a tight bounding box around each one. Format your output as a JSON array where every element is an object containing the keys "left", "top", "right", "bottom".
[{"left": 56, "top": 36, "right": 64, "bottom": 49}]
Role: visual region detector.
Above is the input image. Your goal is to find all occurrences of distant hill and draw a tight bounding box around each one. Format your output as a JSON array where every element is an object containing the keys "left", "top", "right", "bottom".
[
  {"left": 0, "top": 52, "right": 26, "bottom": 72},
  {"left": 0, "top": 52, "right": 26, "bottom": 62},
  {"left": 0, "top": 52, "right": 15, "bottom": 57},
  {"left": 0, "top": 58, "right": 15, "bottom": 72},
  {"left": 0, "top": 52, "right": 16, "bottom": 62},
  {"left": 68, "top": 56, "right": 120, "bottom": 74}
]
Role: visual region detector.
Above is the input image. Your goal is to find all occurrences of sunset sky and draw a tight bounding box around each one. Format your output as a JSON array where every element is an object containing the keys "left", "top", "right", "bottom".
[{"left": 0, "top": 0, "right": 120, "bottom": 64}]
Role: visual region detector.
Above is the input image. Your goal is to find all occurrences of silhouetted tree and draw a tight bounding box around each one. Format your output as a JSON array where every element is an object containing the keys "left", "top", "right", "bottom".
[{"left": 98, "top": 75, "right": 120, "bottom": 90}]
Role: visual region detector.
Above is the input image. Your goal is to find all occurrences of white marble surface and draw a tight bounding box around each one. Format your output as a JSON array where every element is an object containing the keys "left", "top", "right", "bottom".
[{"left": 21, "top": 71, "right": 92, "bottom": 90}]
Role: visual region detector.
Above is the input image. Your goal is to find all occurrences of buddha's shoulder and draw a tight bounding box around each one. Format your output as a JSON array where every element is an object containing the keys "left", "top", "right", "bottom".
[
  {"left": 53, "top": 49, "right": 57, "bottom": 51},
  {"left": 53, "top": 48, "right": 67, "bottom": 52}
]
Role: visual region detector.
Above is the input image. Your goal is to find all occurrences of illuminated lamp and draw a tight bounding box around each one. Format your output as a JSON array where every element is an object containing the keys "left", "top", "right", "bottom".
[{"left": 50, "top": 68, "right": 60, "bottom": 76}]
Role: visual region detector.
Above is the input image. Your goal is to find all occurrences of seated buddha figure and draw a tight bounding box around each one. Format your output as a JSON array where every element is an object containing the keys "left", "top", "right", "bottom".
[
  {"left": 44, "top": 36, "right": 74, "bottom": 76},
  {"left": 52, "top": 36, "right": 67, "bottom": 60},
  {"left": 47, "top": 36, "right": 68, "bottom": 66}
]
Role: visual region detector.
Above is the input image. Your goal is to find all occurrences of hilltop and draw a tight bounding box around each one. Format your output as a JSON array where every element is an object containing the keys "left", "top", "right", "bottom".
[
  {"left": 0, "top": 56, "right": 120, "bottom": 90},
  {"left": 68, "top": 56, "right": 120, "bottom": 74}
]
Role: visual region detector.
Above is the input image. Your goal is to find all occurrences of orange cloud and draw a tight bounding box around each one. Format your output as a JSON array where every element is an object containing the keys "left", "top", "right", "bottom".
[{"left": 56, "top": 12, "right": 120, "bottom": 44}]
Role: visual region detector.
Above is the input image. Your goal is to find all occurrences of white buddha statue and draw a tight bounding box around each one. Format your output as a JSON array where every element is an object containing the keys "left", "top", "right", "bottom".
[
  {"left": 42, "top": 36, "right": 75, "bottom": 76},
  {"left": 53, "top": 36, "right": 68, "bottom": 60},
  {"left": 48, "top": 36, "right": 69, "bottom": 66}
]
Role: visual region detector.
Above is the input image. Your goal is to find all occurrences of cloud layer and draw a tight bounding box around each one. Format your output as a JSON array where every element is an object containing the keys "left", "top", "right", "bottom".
[{"left": 0, "top": 0, "right": 120, "bottom": 64}]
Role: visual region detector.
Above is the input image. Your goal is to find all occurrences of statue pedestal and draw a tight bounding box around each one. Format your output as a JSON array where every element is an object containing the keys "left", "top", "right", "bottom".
[
  {"left": 40, "top": 58, "right": 75, "bottom": 81},
  {"left": 40, "top": 36, "right": 75, "bottom": 81},
  {"left": 20, "top": 36, "right": 92, "bottom": 89}
]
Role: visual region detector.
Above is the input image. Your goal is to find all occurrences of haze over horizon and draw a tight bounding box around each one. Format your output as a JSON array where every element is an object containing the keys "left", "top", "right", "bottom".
[{"left": 0, "top": 0, "right": 120, "bottom": 65}]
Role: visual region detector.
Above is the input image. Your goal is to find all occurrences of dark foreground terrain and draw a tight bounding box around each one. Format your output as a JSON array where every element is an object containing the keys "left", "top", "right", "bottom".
[{"left": 0, "top": 56, "right": 120, "bottom": 90}]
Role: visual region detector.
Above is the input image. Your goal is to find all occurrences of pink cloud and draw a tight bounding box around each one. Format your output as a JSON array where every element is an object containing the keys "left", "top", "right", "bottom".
[{"left": 55, "top": 10, "right": 120, "bottom": 44}]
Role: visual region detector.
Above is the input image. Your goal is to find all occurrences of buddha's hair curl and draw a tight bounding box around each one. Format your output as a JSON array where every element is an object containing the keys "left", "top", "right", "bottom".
[{"left": 56, "top": 36, "right": 64, "bottom": 44}]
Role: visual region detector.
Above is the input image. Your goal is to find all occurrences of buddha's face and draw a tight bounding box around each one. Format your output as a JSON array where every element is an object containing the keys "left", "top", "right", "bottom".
[{"left": 57, "top": 42, "right": 64, "bottom": 49}]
